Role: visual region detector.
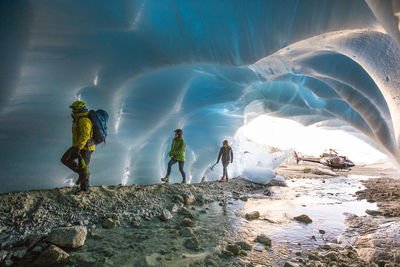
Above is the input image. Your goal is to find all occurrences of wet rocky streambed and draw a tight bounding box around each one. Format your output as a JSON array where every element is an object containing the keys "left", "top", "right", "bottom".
[{"left": 0, "top": 170, "right": 399, "bottom": 266}]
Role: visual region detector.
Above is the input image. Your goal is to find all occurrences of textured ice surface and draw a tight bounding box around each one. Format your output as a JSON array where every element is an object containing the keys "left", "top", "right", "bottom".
[{"left": 1, "top": 0, "right": 400, "bottom": 192}]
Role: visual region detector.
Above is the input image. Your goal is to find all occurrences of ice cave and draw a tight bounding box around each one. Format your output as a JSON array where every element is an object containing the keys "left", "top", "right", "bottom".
[{"left": 1, "top": 0, "right": 400, "bottom": 193}]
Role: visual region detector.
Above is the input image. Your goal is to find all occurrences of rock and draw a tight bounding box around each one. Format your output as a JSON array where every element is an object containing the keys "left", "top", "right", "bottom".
[
  {"left": 205, "top": 258, "right": 218, "bottom": 266},
  {"left": 245, "top": 211, "right": 260, "bottom": 220},
  {"left": 306, "top": 252, "right": 320, "bottom": 261},
  {"left": 181, "top": 218, "right": 194, "bottom": 227},
  {"left": 239, "top": 196, "right": 248, "bottom": 201},
  {"left": 35, "top": 245, "right": 69, "bottom": 266},
  {"left": 102, "top": 218, "right": 119, "bottom": 229},
  {"left": 226, "top": 244, "right": 241, "bottom": 255},
  {"left": 284, "top": 262, "right": 301, "bottom": 267},
  {"left": 83, "top": 220, "right": 89, "bottom": 225},
  {"left": 26, "top": 234, "right": 46, "bottom": 249},
  {"left": 31, "top": 246, "right": 43, "bottom": 254},
  {"left": 159, "top": 209, "right": 172, "bottom": 221},
  {"left": 4, "top": 255, "right": 12, "bottom": 267},
  {"left": 235, "top": 241, "right": 252, "bottom": 251},
  {"left": 183, "top": 193, "right": 196, "bottom": 205},
  {"left": 324, "top": 251, "right": 338, "bottom": 261},
  {"left": 167, "top": 203, "right": 181, "bottom": 213},
  {"left": 0, "top": 250, "right": 7, "bottom": 262},
  {"left": 223, "top": 250, "right": 235, "bottom": 257},
  {"left": 294, "top": 214, "right": 312, "bottom": 224},
  {"left": 179, "top": 227, "right": 194, "bottom": 237},
  {"left": 103, "top": 247, "right": 113, "bottom": 257},
  {"left": 263, "top": 190, "right": 272, "bottom": 196},
  {"left": 253, "top": 245, "right": 263, "bottom": 252},
  {"left": 268, "top": 176, "right": 287, "bottom": 186},
  {"left": 313, "top": 167, "right": 338, "bottom": 176},
  {"left": 173, "top": 195, "right": 184, "bottom": 203},
  {"left": 184, "top": 237, "right": 199, "bottom": 249},
  {"left": 47, "top": 226, "right": 87, "bottom": 249},
  {"left": 13, "top": 247, "right": 27, "bottom": 259},
  {"left": 255, "top": 235, "right": 271, "bottom": 246},
  {"left": 178, "top": 207, "right": 194, "bottom": 219},
  {"left": 304, "top": 167, "right": 312, "bottom": 173},
  {"left": 365, "top": 209, "right": 383, "bottom": 216},
  {"left": 319, "top": 229, "right": 326, "bottom": 234}
]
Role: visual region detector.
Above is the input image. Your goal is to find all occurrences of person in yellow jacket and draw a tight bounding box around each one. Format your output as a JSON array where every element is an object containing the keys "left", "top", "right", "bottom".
[{"left": 61, "top": 101, "right": 95, "bottom": 195}]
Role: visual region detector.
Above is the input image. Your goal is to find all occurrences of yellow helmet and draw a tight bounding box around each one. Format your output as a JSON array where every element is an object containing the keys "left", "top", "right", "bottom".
[{"left": 69, "top": 100, "right": 86, "bottom": 111}]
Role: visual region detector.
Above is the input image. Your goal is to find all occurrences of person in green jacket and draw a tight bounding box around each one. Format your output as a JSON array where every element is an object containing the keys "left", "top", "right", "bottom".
[
  {"left": 61, "top": 100, "right": 95, "bottom": 195},
  {"left": 161, "top": 129, "right": 186, "bottom": 184}
]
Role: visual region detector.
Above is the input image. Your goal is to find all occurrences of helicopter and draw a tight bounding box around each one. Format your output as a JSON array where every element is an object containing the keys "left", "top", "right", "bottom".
[{"left": 293, "top": 149, "right": 355, "bottom": 171}]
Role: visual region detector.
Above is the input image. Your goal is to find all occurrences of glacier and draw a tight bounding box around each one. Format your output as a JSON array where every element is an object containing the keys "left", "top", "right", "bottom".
[{"left": 1, "top": 0, "right": 400, "bottom": 193}]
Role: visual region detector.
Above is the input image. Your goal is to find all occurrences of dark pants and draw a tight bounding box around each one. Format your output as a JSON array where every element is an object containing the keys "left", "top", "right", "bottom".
[
  {"left": 61, "top": 146, "right": 92, "bottom": 191},
  {"left": 222, "top": 162, "right": 230, "bottom": 179},
  {"left": 166, "top": 158, "right": 186, "bottom": 181}
]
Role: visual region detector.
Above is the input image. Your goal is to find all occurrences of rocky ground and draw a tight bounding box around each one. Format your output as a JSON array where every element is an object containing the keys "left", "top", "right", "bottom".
[{"left": 0, "top": 162, "right": 399, "bottom": 266}]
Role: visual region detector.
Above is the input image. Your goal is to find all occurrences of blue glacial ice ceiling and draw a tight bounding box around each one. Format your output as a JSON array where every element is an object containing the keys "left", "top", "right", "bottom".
[{"left": 1, "top": 0, "right": 400, "bottom": 193}]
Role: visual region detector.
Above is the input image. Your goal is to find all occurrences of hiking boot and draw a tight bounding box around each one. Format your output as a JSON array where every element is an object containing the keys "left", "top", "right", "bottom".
[
  {"left": 75, "top": 178, "right": 81, "bottom": 185},
  {"left": 219, "top": 177, "right": 226, "bottom": 182},
  {"left": 161, "top": 176, "right": 169, "bottom": 183},
  {"left": 76, "top": 190, "right": 87, "bottom": 195},
  {"left": 226, "top": 177, "right": 229, "bottom": 182},
  {"left": 181, "top": 178, "right": 186, "bottom": 184}
]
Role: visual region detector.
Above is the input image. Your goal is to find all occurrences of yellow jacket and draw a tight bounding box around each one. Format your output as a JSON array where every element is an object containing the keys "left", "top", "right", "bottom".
[{"left": 72, "top": 111, "right": 95, "bottom": 151}]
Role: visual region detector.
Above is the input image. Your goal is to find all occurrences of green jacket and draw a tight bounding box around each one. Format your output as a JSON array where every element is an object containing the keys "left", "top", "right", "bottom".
[{"left": 169, "top": 137, "right": 186, "bottom": 162}]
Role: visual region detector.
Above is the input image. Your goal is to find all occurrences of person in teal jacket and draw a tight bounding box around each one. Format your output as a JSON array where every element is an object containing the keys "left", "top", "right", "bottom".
[{"left": 161, "top": 129, "right": 186, "bottom": 184}]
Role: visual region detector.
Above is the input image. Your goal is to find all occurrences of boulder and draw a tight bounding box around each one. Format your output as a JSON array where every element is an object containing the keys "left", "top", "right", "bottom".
[
  {"left": 235, "top": 241, "right": 252, "bottom": 251},
  {"left": 255, "top": 235, "right": 271, "bottom": 246},
  {"left": 183, "top": 193, "right": 196, "bottom": 205},
  {"left": 47, "top": 226, "right": 87, "bottom": 249},
  {"left": 159, "top": 209, "right": 172, "bottom": 221},
  {"left": 245, "top": 211, "right": 260, "bottom": 220},
  {"left": 34, "top": 245, "right": 69, "bottom": 266},
  {"left": 184, "top": 237, "right": 199, "bottom": 249},
  {"left": 178, "top": 207, "right": 194, "bottom": 219},
  {"left": 294, "top": 214, "right": 312, "bottom": 224}
]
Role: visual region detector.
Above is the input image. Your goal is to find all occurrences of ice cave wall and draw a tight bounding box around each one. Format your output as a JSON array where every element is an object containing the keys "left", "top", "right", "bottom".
[{"left": 0, "top": 0, "right": 399, "bottom": 193}]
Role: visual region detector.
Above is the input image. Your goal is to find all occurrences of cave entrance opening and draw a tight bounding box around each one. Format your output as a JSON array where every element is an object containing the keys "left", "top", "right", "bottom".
[{"left": 236, "top": 114, "right": 389, "bottom": 166}]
